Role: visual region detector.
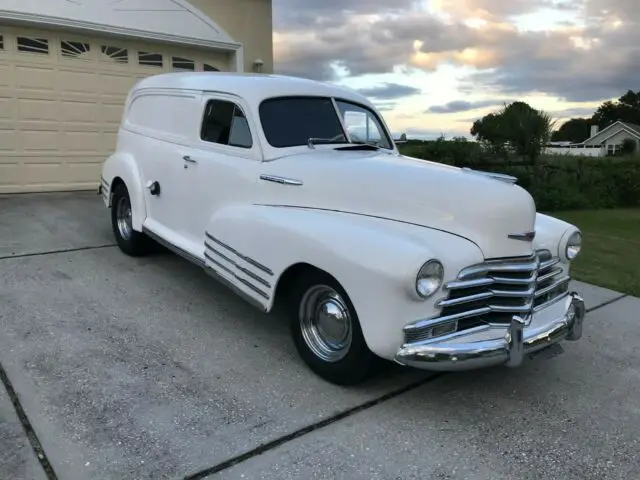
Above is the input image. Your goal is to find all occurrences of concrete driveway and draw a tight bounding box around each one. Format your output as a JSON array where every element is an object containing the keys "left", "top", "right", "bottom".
[{"left": 1, "top": 191, "right": 638, "bottom": 480}]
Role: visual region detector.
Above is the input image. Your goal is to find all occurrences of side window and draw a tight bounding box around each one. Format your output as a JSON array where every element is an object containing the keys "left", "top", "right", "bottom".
[
  {"left": 101, "top": 45, "right": 128, "bottom": 64},
  {"left": 336, "top": 100, "right": 392, "bottom": 149},
  {"left": 343, "top": 110, "right": 382, "bottom": 142},
  {"left": 201, "top": 99, "right": 253, "bottom": 149},
  {"left": 17, "top": 37, "right": 49, "bottom": 54},
  {"left": 172, "top": 56, "right": 195, "bottom": 71},
  {"left": 61, "top": 41, "right": 91, "bottom": 58},
  {"left": 138, "top": 51, "right": 163, "bottom": 67}
]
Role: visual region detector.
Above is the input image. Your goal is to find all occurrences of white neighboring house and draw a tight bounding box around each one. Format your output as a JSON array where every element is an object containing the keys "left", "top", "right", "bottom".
[{"left": 545, "top": 121, "right": 640, "bottom": 157}]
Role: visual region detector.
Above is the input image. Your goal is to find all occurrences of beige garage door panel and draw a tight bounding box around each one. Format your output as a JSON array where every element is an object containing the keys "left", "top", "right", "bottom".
[{"left": 0, "top": 25, "right": 231, "bottom": 194}]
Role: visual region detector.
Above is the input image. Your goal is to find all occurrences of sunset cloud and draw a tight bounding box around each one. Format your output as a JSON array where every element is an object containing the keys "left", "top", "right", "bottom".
[{"left": 272, "top": 0, "right": 638, "bottom": 138}]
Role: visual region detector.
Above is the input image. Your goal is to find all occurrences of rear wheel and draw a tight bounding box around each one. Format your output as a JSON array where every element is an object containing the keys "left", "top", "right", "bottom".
[
  {"left": 111, "top": 183, "right": 150, "bottom": 256},
  {"left": 289, "top": 270, "right": 376, "bottom": 385}
]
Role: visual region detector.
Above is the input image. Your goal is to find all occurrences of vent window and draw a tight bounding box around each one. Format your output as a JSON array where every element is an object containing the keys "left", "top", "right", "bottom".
[
  {"left": 138, "top": 51, "right": 163, "bottom": 67},
  {"left": 61, "top": 41, "right": 91, "bottom": 58},
  {"left": 101, "top": 45, "right": 128, "bottom": 64},
  {"left": 17, "top": 37, "right": 49, "bottom": 54}
]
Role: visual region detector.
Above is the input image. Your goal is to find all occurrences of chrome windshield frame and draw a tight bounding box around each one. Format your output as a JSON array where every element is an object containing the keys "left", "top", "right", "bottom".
[{"left": 331, "top": 97, "right": 352, "bottom": 144}]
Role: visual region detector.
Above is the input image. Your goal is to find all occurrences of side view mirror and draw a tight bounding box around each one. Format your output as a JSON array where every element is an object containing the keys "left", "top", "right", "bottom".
[{"left": 393, "top": 133, "right": 407, "bottom": 144}]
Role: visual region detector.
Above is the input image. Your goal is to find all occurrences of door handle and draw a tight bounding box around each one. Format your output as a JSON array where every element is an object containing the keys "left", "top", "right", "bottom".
[{"left": 183, "top": 155, "right": 197, "bottom": 164}]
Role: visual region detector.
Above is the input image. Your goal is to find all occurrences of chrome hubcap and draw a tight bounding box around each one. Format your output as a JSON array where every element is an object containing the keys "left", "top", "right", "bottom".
[
  {"left": 116, "top": 196, "right": 133, "bottom": 241},
  {"left": 299, "top": 285, "right": 353, "bottom": 362}
]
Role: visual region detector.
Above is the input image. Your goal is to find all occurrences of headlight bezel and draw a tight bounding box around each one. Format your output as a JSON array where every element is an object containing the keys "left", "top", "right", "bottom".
[
  {"left": 415, "top": 259, "right": 445, "bottom": 299},
  {"left": 563, "top": 229, "right": 582, "bottom": 261}
]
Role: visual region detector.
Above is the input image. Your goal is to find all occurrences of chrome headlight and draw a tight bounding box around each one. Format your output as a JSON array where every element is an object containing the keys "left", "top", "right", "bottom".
[
  {"left": 416, "top": 260, "right": 444, "bottom": 299},
  {"left": 565, "top": 231, "right": 582, "bottom": 260}
]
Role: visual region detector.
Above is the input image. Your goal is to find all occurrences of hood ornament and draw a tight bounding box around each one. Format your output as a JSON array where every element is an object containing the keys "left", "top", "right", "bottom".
[{"left": 508, "top": 231, "right": 536, "bottom": 241}]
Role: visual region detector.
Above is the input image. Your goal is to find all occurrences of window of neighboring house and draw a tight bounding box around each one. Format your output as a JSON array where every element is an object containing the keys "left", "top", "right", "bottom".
[
  {"left": 0, "top": 34, "right": 4, "bottom": 50},
  {"left": 138, "top": 51, "right": 163, "bottom": 67},
  {"left": 17, "top": 37, "right": 49, "bottom": 54},
  {"left": 172, "top": 56, "right": 195, "bottom": 71},
  {"left": 61, "top": 41, "right": 91, "bottom": 58},
  {"left": 201, "top": 99, "right": 253, "bottom": 149},
  {"left": 203, "top": 63, "right": 220, "bottom": 72},
  {"left": 101, "top": 45, "right": 129, "bottom": 63}
]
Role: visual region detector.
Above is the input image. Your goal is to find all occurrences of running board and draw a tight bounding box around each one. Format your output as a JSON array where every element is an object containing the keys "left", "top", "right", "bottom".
[
  {"left": 142, "top": 226, "right": 204, "bottom": 268},
  {"left": 141, "top": 226, "right": 268, "bottom": 313}
]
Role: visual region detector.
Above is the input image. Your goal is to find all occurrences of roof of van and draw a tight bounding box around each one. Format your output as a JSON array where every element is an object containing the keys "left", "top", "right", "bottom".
[{"left": 132, "top": 72, "right": 375, "bottom": 108}]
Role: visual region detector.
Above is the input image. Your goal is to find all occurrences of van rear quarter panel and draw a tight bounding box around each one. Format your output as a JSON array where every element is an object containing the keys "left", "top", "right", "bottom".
[{"left": 103, "top": 89, "right": 204, "bottom": 229}]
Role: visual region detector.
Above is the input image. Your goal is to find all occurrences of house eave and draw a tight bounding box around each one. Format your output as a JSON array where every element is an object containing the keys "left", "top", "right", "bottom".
[
  {"left": 0, "top": 10, "right": 242, "bottom": 51},
  {"left": 583, "top": 126, "right": 640, "bottom": 146},
  {"left": 581, "top": 120, "right": 640, "bottom": 145}
]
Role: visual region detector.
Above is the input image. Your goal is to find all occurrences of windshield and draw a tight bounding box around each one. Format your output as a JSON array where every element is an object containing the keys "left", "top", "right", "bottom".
[{"left": 258, "top": 96, "right": 393, "bottom": 150}]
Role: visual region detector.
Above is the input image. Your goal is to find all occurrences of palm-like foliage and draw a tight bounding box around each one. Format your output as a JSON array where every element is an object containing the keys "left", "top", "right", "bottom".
[{"left": 471, "top": 101, "right": 555, "bottom": 163}]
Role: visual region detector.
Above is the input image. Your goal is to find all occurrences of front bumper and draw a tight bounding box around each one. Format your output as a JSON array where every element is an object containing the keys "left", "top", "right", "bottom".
[{"left": 395, "top": 292, "right": 585, "bottom": 371}]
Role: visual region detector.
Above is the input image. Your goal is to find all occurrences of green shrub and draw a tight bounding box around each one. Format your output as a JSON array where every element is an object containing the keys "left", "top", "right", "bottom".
[{"left": 398, "top": 141, "right": 640, "bottom": 211}]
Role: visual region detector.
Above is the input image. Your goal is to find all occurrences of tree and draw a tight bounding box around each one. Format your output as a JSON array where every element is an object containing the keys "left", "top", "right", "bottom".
[
  {"left": 591, "top": 89, "right": 640, "bottom": 129},
  {"left": 470, "top": 101, "right": 555, "bottom": 163},
  {"left": 621, "top": 138, "right": 637, "bottom": 155},
  {"left": 471, "top": 112, "right": 510, "bottom": 158},
  {"left": 551, "top": 118, "right": 591, "bottom": 143}
]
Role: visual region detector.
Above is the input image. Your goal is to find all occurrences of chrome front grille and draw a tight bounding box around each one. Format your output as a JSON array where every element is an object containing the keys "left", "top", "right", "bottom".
[{"left": 403, "top": 250, "right": 571, "bottom": 344}]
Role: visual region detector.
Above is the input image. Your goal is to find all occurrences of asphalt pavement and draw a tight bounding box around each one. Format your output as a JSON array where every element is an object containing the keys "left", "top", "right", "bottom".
[{"left": 0, "top": 191, "right": 637, "bottom": 480}]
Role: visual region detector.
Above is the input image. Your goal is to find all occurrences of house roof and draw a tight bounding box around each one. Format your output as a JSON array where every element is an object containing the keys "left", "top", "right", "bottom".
[
  {"left": 582, "top": 120, "right": 640, "bottom": 145},
  {"left": 0, "top": 0, "right": 239, "bottom": 50},
  {"left": 622, "top": 122, "right": 640, "bottom": 136}
]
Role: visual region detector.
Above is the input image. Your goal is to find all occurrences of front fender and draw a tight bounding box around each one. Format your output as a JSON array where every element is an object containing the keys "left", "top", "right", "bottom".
[
  {"left": 101, "top": 152, "right": 147, "bottom": 231},
  {"left": 205, "top": 204, "right": 484, "bottom": 360},
  {"left": 534, "top": 213, "right": 580, "bottom": 261}
]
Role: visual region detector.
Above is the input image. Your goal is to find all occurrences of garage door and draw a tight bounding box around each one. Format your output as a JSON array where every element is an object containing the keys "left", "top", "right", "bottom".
[{"left": 0, "top": 25, "right": 232, "bottom": 194}]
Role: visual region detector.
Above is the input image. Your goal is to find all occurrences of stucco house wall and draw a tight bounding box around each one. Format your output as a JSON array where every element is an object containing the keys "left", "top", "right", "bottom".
[{"left": 189, "top": 0, "right": 274, "bottom": 74}]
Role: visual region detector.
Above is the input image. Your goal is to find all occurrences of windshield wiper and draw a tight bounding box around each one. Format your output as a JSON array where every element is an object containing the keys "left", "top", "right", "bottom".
[
  {"left": 335, "top": 141, "right": 381, "bottom": 151},
  {"left": 307, "top": 137, "right": 348, "bottom": 149}
]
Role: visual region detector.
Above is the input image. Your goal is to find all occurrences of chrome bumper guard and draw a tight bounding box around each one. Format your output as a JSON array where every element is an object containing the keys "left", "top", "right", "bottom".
[{"left": 395, "top": 292, "right": 586, "bottom": 371}]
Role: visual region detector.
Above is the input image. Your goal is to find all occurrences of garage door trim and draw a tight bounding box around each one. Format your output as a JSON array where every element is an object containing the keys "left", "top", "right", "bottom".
[{"left": 0, "top": 0, "right": 243, "bottom": 70}]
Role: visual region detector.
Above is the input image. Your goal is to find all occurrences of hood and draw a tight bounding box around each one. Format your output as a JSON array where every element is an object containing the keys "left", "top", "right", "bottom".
[{"left": 258, "top": 149, "right": 537, "bottom": 259}]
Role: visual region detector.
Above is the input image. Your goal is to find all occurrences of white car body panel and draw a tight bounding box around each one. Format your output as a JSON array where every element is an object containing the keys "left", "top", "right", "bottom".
[{"left": 100, "top": 72, "right": 585, "bottom": 369}]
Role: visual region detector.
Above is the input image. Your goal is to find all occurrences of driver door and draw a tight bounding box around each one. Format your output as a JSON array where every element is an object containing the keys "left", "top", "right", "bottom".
[{"left": 179, "top": 94, "right": 262, "bottom": 251}]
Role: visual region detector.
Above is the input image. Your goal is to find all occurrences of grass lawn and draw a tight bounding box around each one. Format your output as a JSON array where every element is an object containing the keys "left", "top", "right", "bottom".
[{"left": 549, "top": 208, "right": 640, "bottom": 297}]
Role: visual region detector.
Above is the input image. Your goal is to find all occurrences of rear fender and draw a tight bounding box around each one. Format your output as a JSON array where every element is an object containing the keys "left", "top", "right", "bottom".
[{"left": 101, "top": 152, "right": 147, "bottom": 231}]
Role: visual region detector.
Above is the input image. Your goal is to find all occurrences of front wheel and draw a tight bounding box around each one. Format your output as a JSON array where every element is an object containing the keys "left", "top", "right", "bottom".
[
  {"left": 289, "top": 270, "right": 376, "bottom": 385},
  {"left": 110, "top": 183, "right": 150, "bottom": 257}
]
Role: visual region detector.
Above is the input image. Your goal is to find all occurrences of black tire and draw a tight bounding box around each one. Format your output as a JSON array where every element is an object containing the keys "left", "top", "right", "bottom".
[
  {"left": 289, "top": 269, "right": 376, "bottom": 385},
  {"left": 110, "top": 183, "right": 150, "bottom": 257}
]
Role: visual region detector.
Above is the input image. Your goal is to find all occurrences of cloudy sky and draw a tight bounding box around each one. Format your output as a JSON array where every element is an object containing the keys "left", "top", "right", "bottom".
[{"left": 272, "top": 0, "right": 639, "bottom": 139}]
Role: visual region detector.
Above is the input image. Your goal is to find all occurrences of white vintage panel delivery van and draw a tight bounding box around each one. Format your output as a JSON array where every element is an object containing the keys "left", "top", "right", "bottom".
[{"left": 99, "top": 72, "right": 586, "bottom": 385}]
